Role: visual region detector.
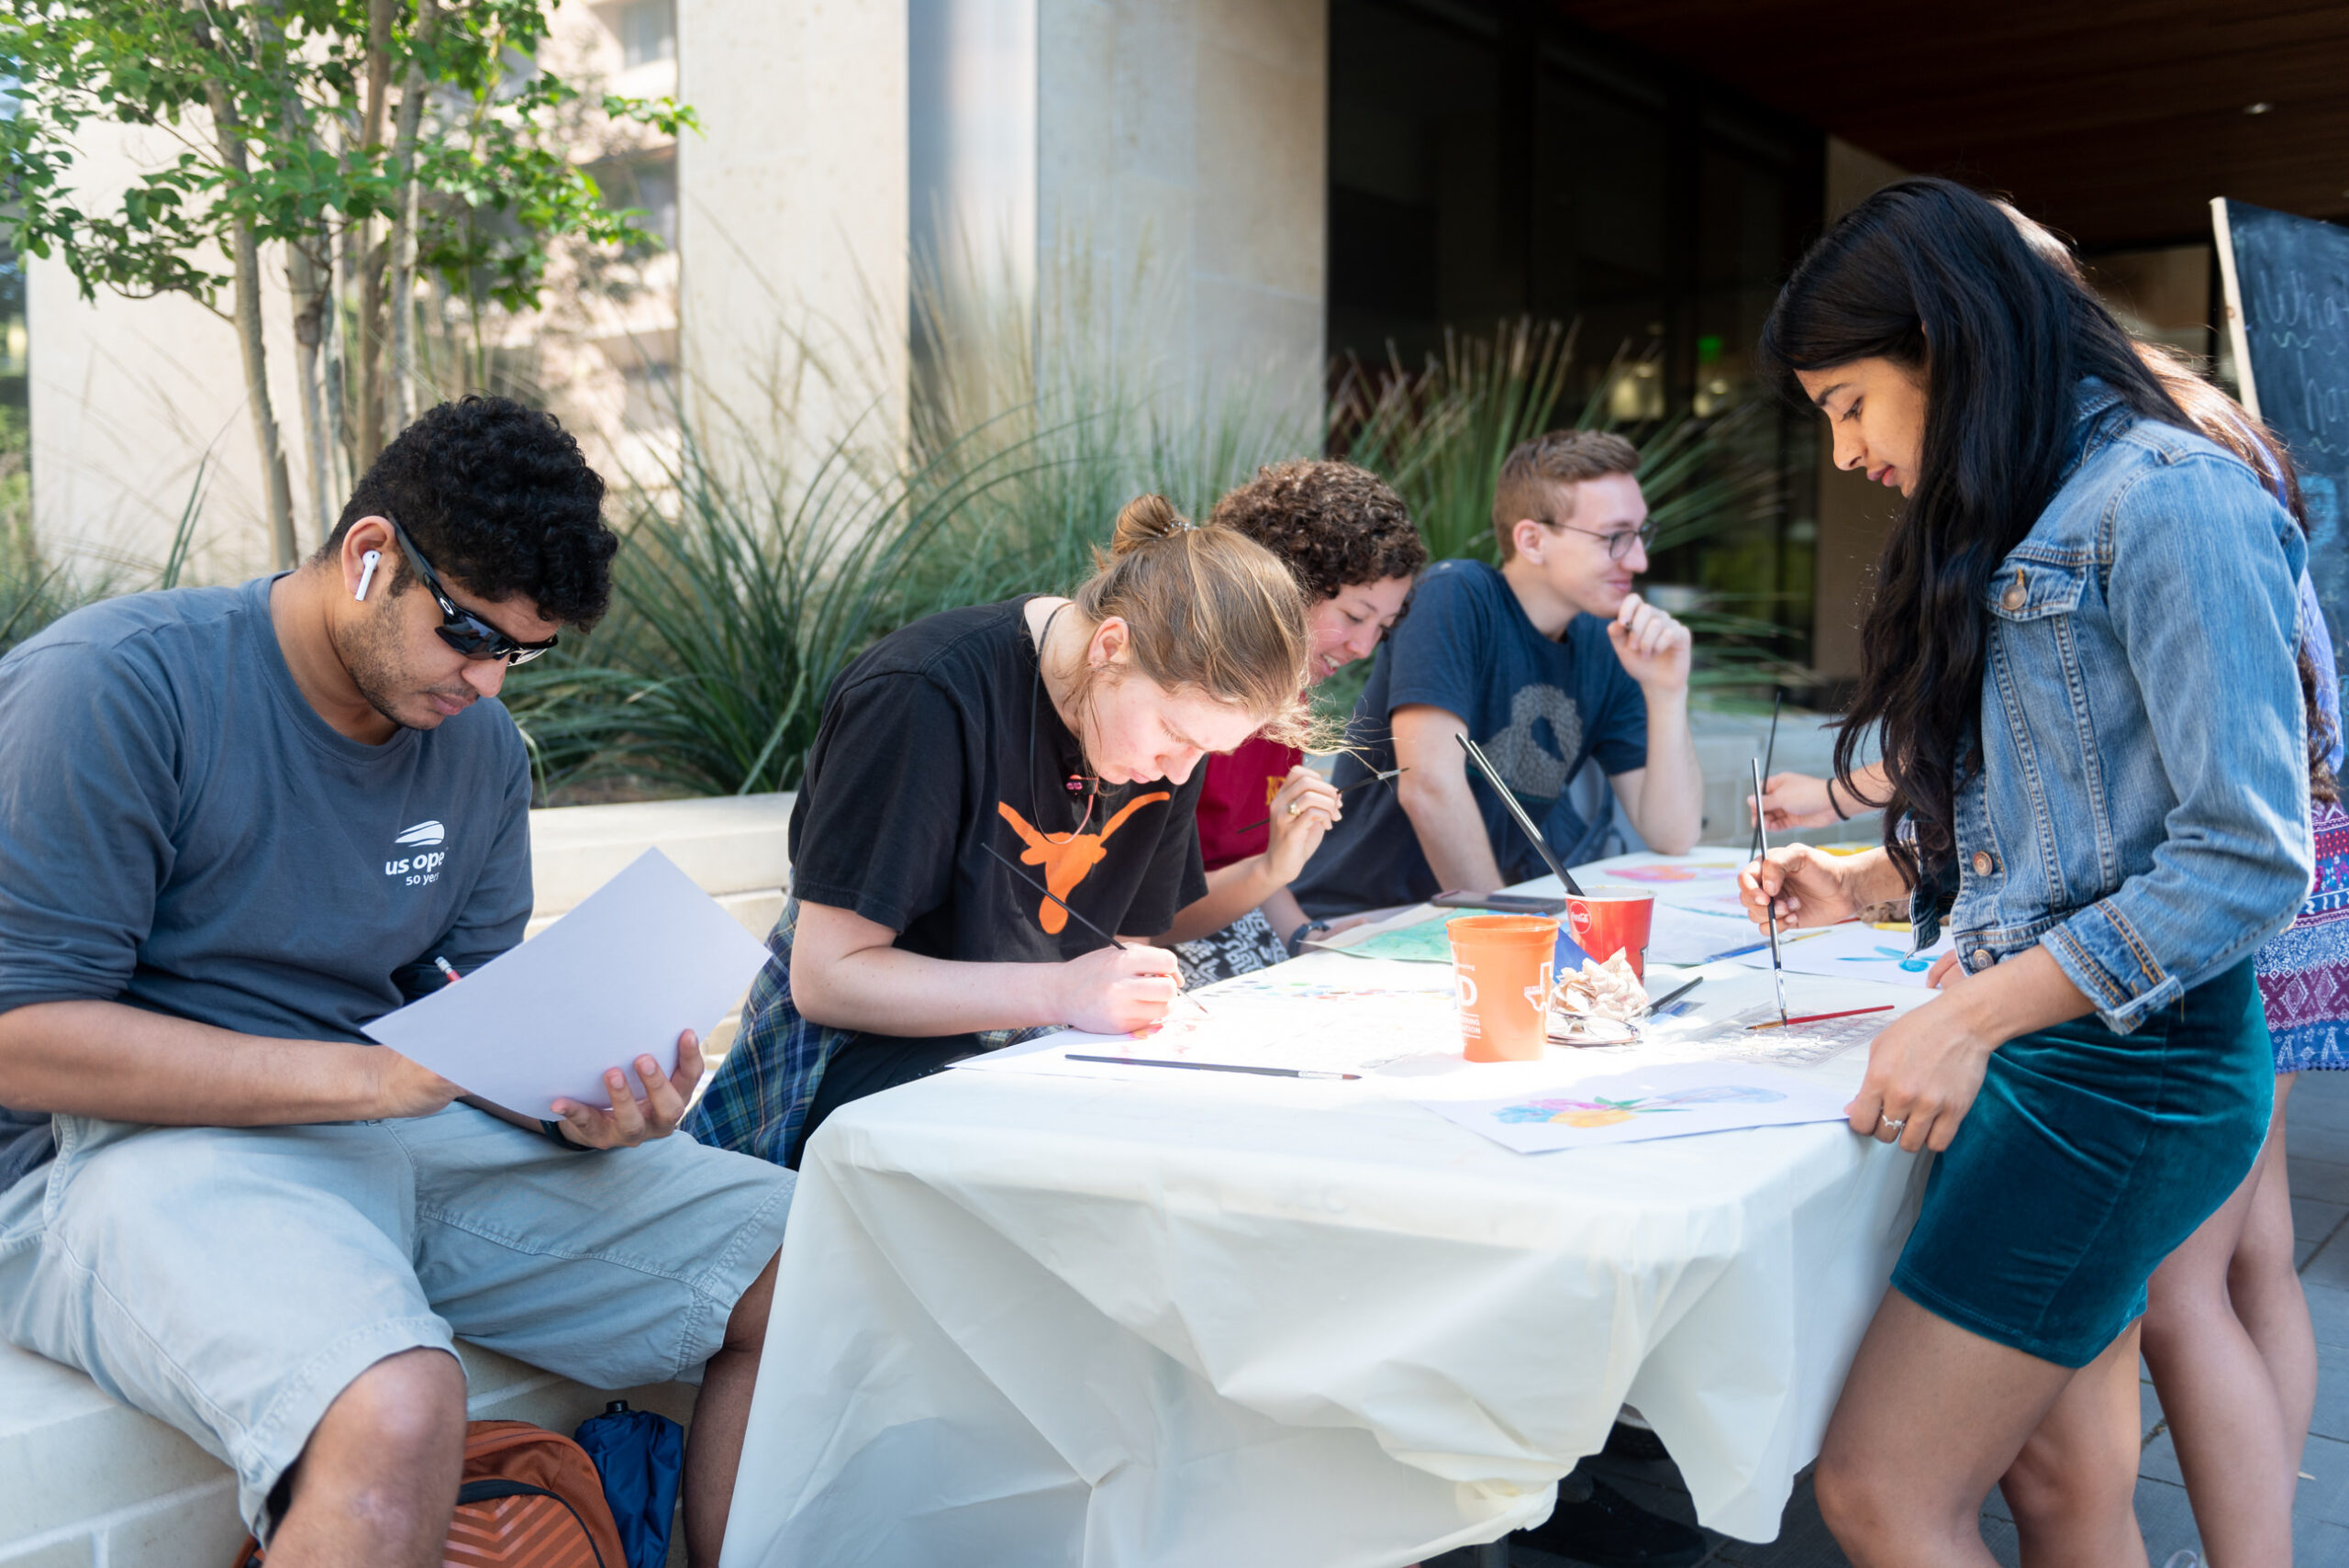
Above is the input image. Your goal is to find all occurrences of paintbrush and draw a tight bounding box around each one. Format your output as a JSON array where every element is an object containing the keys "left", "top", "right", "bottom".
[
  {"left": 1749, "top": 687, "right": 1783, "bottom": 864},
  {"left": 1647, "top": 974, "right": 1704, "bottom": 1012},
  {"left": 1746, "top": 1004, "right": 1893, "bottom": 1033},
  {"left": 1751, "top": 756, "right": 1787, "bottom": 1025},
  {"left": 980, "top": 840, "right": 1200, "bottom": 1009},
  {"left": 1237, "top": 766, "right": 1408, "bottom": 832},
  {"left": 1454, "top": 733, "right": 1586, "bottom": 897}
]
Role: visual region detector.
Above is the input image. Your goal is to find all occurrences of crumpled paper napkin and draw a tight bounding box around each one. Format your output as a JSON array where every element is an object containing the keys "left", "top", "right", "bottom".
[{"left": 1551, "top": 950, "right": 1651, "bottom": 1021}]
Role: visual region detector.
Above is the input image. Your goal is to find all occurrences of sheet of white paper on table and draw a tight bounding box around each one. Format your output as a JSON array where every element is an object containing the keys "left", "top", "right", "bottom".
[
  {"left": 1422, "top": 1061, "right": 1854, "bottom": 1152},
  {"left": 362, "top": 849, "right": 770, "bottom": 1116},
  {"left": 1642, "top": 900, "right": 1768, "bottom": 966},
  {"left": 1731, "top": 921, "right": 1953, "bottom": 988},
  {"left": 956, "top": 982, "right": 1464, "bottom": 1082}
]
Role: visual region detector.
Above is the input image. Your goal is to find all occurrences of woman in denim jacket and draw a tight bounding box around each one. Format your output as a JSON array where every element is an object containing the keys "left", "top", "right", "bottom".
[{"left": 1742, "top": 178, "right": 2312, "bottom": 1567}]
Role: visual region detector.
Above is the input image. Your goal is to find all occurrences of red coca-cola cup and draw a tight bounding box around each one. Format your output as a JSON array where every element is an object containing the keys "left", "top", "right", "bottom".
[{"left": 1564, "top": 887, "right": 1655, "bottom": 978}]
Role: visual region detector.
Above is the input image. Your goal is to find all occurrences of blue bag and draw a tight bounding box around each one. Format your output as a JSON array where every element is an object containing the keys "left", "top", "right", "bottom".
[{"left": 573, "top": 1400, "right": 685, "bottom": 1568}]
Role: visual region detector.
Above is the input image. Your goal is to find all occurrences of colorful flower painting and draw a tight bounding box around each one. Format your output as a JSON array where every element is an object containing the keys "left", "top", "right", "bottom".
[{"left": 1495, "top": 1083, "right": 1790, "bottom": 1127}]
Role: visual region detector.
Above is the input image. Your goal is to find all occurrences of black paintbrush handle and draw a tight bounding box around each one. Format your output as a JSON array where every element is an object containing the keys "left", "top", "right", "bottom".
[
  {"left": 1455, "top": 734, "right": 1586, "bottom": 897},
  {"left": 980, "top": 840, "right": 1125, "bottom": 949}
]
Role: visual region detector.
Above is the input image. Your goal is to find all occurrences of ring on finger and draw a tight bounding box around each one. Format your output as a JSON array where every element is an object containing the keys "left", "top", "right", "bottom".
[{"left": 1878, "top": 1115, "right": 1906, "bottom": 1134}]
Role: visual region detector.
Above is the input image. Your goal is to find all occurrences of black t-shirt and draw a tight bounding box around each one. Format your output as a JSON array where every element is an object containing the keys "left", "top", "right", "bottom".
[{"left": 787, "top": 596, "right": 1208, "bottom": 958}]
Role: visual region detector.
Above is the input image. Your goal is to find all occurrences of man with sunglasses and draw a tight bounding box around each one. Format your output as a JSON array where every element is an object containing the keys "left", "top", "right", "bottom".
[
  {"left": 0, "top": 397, "right": 793, "bottom": 1568},
  {"left": 1294, "top": 429, "right": 1705, "bottom": 934}
]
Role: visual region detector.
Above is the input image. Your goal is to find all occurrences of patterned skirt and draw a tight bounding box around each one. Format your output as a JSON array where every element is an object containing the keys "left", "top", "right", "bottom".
[
  {"left": 1171, "top": 906, "right": 1292, "bottom": 991},
  {"left": 2256, "top": 800, "right": 2349, "bottom": 1072}
]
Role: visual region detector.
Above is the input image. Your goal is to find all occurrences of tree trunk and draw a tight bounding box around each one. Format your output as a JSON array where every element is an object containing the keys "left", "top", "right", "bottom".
[
  {"left": 385, "top": 0, "right": 440, "bottom": 432},
  {"left": 288, "top": 236, "right": 336, "bottom": 541},
  {"left": 189, "top": 4, "right": 296, "bottom": 568},
  {"left": 329, "top": 219, "right": 357, "bottom": 472},
  {"left": 355, "top": 0, "right": 396, "bottom": 468}
]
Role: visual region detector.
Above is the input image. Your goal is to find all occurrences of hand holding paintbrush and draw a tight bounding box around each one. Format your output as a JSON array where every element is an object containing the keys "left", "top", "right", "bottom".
[
  {"left": 1237, "top": 766, "right": 1406, "bottom": 832},
  {"left": 1750, "top": 757, "right": 1788, "bottom": 1025},
  {"left": 981, "top": 840, "right": 1200, "bottom": 1030}
]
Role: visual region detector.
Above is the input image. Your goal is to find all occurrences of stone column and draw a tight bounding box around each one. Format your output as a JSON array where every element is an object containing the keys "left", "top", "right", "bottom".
[
  {"left": 1036, "top": 0, "right": 1328, "bottom": 439},
  {"left": 677, "top": 0, "right": 909, "bottom": 479}
]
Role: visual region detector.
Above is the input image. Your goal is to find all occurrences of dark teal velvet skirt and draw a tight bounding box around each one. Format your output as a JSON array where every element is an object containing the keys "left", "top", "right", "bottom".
[{"left": 1891, "top": 957, "right": 2273, "bottom": 1367}]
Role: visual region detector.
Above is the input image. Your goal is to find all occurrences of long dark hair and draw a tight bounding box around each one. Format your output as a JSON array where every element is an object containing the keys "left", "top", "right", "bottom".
[{"left": 1758, "top": 177, "right": 2194, "bottom": 879}]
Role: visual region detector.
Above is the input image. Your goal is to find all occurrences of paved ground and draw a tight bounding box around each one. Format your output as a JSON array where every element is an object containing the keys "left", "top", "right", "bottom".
[{"left": 1433, "top": 1069, "right": 2349, "bottom": 1568}]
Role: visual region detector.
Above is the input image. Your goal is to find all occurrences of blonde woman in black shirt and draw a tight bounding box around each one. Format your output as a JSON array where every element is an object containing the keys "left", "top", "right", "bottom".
[{"left": 688, "top": 495, "right": 1327, "bottom": 1167}]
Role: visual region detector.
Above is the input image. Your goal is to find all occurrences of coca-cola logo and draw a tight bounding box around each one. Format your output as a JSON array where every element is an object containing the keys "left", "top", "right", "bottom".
[{"left": 1570, "top": 901, "right": 1594, "bottom": 934}]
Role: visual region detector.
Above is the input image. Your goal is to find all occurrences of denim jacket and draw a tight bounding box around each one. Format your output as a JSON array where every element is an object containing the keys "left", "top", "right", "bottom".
[{"left": 1914, "top": 380, "right": 2313, "bottom": 1032}]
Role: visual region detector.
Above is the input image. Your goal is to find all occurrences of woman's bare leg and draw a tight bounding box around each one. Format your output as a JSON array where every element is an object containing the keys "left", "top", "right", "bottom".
[
  {"left": 1998, "top": 1323, "right": 2150, "bottom": 1568},
  {"left": 2141, "top": 1082, "right": 2296, "bottom": 1568},
  {"left": 2231, "top": 1073, "right": 2318, "bottom": 1471},
  {"left": 1816, "top": 1289, "right": 2121, "bottom": 1568}
]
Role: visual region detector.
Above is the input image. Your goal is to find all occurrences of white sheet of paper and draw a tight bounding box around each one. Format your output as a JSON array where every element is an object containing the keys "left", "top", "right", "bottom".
[
  {"left": 1642, "top": 900, "right": 1769, "bottom": 966},
  {"left": 1421, "top": 1061, "right": 1853, "bottom": 1153},
  {"left": 1731, "top": 922, "right": 1953, "bottom": 988},
  {"left": 362, "top": 849, "right": 770, "bottom": 1115}
]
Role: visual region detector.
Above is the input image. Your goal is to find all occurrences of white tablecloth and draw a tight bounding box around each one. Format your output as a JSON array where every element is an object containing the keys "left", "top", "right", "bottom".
[{"left": 719, "top": 854, "right": 1933, "bottom": 1567}]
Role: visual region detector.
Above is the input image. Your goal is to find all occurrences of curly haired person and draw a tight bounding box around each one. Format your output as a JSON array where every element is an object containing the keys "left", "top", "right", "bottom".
[
  {"left": 1158, "top": 461, "right": 1427, "bottom": 985},
  {"left": 1294, "top": 431, "right": 1705, "bottom": 921},
  {"left": 0, "top": 398, "right": 794, "bottom": 1568}
]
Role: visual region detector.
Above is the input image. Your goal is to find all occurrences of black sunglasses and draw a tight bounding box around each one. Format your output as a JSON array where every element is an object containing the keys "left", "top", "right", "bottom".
[{"left": 382, "top": 517, "right": 560, "bottom": 665}]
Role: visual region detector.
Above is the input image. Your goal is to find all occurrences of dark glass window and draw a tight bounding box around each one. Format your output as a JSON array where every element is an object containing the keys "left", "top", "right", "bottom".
[
  {"left": 1329, "top": 0, "right": 1822, "bottom": 666},
  {"left": 1533, "top": 56, "right": 1669, "bottom": 412},
  {"left": 1328, "top": 0, "right": 1509, "bottom": 367}
]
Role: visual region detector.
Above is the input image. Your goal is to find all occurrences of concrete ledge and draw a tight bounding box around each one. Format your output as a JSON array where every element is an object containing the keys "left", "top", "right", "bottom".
[
  {"left": 0, "top": 1338, "right": 696, "bottom": 1566},
  {"left": 528, "top": 793, "right": 796, "bottom": 919},
  {"left": 4, "top": 792, "right": 786, "bottom": 1563}
]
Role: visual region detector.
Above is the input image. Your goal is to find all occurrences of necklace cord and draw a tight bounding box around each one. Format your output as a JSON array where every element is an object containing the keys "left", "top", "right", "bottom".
[{"left": 1030, "top": 602, "right": 1103, "bottom": 843}]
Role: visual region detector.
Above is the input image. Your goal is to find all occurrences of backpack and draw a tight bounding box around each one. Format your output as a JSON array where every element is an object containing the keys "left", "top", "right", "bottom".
[
  {"left": 230, "top": 1419, "right": 627, "bottom": 1568},
  {"left": 573, "top": 1400, "right": 686, "bottom": 1568}
]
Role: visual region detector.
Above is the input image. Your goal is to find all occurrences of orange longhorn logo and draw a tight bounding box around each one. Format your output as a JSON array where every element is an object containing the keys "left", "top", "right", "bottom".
[{"left": 996, "top": 793, "right": 1171, "bottom": 934}]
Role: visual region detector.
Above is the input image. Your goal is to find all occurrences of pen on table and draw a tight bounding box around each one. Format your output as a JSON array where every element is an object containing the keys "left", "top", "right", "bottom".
[
  {"left": 1747, "top": 1004, "right": 1895, "bottom": 1033},
  {"left": 1237, "top": 767, "right": 1407, "bottom": 832},
  {"left": 1066, "top": 1054, "right": 1359, "bottom": 1081},
  {"left": 979, "top": 841, "right": 1201, "bottom": 1009},
  {"left": 1453, "top": 733, "right": 1586, "bottom": 897},
  {"left": 434, "top": 956, "right": 462, "bottom": 985},
  {"left": 1751, "top": 756, "right": 1787, "bottom": 1025}
]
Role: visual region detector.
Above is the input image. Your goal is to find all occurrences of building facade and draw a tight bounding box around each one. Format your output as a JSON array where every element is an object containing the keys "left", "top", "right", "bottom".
[{"left": 17, "top": 0, "right": 2263, "bottom": 683}]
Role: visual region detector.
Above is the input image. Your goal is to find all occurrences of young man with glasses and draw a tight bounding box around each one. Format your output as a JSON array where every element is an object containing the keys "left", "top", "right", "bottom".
[
  {"left": 0, "top": 397, "right": 793, "bottom": 1568},
  {"left": 1294, "top": 428, "right": 1705, "bottom": 922}
]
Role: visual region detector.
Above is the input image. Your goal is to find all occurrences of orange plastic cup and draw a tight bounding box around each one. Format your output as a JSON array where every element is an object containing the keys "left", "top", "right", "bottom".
[
  {"left": 1565, "top": 888, "right": 1656, "bottom": 978},
  {"left": 1447, "top": 914, "right": 1560, "bottom": 1062}
]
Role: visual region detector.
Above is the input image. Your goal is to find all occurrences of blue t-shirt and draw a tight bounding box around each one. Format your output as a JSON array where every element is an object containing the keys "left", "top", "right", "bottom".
[
  {"left": 0, "top": 577, "right": 534, "bottom": 1188},
  {"left": 1293, "top": 559, "right": 1649, "bottom": 917}
]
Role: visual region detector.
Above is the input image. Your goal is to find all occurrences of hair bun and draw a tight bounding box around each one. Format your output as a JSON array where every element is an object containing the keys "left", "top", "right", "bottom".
[{"left": 1109, "top": 494, "right": 1190, "bottom": 555}]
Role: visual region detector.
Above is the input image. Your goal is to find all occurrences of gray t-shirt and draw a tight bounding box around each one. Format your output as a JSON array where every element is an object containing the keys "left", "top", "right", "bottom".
[{"left": 0, "top": 576, "right": 533, "bottom": 1187}]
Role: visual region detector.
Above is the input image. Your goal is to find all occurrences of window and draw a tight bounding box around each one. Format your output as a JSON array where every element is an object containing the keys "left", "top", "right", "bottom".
[
  {"left": 1329, "top": 0, "right": 1825, "bottom": 665},
  {"left": 617, "top": 0, "right": 674, "bottom": 69},
  {"left": 1328, "top": 0, "right": 1511, "bottom": 367}
]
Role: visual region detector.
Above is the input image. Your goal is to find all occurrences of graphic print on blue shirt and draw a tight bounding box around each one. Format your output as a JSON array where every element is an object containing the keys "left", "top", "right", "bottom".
[{"left": 1293, "top": 559, "right": 1647, "bottom": 917}]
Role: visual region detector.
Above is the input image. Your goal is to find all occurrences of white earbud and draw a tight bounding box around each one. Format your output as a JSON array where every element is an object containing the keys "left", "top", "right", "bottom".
[{"left": 354, "top": 549, "right": 381, "bottom": 602}]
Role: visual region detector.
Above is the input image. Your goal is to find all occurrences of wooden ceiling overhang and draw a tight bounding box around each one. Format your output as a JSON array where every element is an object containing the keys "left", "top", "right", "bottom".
[{"left": 1547, "top": 0, "right": 2349, "bottom": 247}]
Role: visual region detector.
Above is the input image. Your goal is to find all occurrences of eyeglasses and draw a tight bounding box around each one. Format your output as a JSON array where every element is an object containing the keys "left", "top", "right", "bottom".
[
  {"left": 383, "top": 517, "right": 561, "bottom": 665},
  {"left": 1538, "top": 518, "right": 1658, "bottom": 562}
]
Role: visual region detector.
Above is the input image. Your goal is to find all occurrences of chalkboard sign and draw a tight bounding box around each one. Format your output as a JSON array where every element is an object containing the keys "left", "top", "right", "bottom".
[{"left": 2214, "top": 197, "right": 2349, "bottom": 654}]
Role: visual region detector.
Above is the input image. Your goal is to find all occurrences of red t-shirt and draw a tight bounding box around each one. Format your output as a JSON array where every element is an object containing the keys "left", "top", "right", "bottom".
[{"left": 1194, "top": 735, "right": 1305, "bottom": 872}]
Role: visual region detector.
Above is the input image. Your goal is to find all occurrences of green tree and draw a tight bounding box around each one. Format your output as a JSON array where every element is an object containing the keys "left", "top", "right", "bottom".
[{"left": 0, "top": 1, "right": 689, "bottom": 566}]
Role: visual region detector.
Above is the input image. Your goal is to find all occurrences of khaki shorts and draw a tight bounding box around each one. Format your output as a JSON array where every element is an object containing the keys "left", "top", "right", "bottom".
[{"left": 0, "top": 1104, "right": 793, "bottom": 1531}]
